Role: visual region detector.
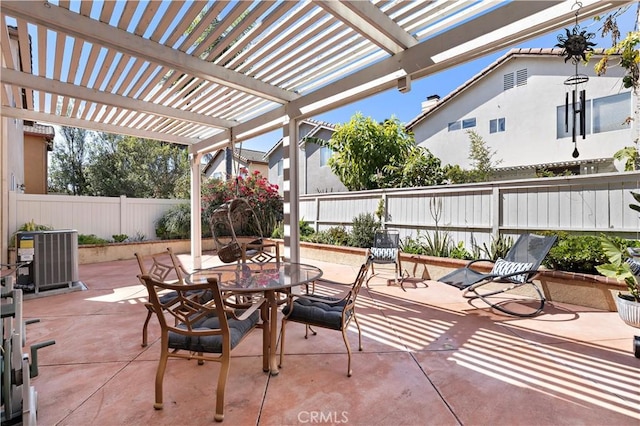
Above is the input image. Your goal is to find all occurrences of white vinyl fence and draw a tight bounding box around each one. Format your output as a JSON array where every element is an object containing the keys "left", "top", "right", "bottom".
[
  {"left": 299, "top": 172, "right": 640, "bottom": 248},
  {"left": 8, "top": 192, "right": 186, "bottom": 241},
  {"left": 8, "top": 172, "right": 640, "bottom": 247}
]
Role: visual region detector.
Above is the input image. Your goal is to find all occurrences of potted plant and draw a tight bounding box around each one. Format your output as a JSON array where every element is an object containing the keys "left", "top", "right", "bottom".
[{"left": 595, "top": 191, "right": 640, "bottom": 357}]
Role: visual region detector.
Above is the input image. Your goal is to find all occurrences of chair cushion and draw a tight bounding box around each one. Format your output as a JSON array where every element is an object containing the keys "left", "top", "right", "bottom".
[
  {"left": 370, "top": 247, "right": 397, "bottom": 262},
  {"left": 283, "top": 295, "right": 349, "bottom": 330},
  {"left": 168, "top": 310, "right": 259, "bottom": 353},
  {"left": 491, "top": 258, "right": 533, "bottom": 283},
  {"left": 626, "top": 258, "right": 640, "bottom": 278}
]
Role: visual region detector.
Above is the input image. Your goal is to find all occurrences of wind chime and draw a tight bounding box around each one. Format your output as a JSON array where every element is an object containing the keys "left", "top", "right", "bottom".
[{"left": 555, "top": 1, "right": 596, "bottom": 158}]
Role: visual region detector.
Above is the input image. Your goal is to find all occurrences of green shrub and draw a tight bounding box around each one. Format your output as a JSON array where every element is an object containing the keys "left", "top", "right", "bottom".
[
  {"left": 449, "top": 241, "right": 472, "bottom": 260},
  {"left": 400, "top": 234, "right": 423, "bottom": 254},
  {"left": 304, "top": 226, "right": 350, "bottom": 246},
  {"left": 156, "top": 203, "right": 211, "bottom": 240},
  {"left": 271, "top": 220, "right": 318, "bottom": 240},
  {"left": 19, "top": 220, "right": 54, "bottom": 232},
  {"left": 78, "top": 234, "right": 110, "bottom": 245},
  {"left": 473, "top": 234, "right": 514, "bottom": 261},
  {"left": 542, "top": 232, "right": 624, "bottom": 274},
  {"left": 421, "top": 229, "right": 454, "bottom": 257},
  {"left": 156, "top": 203, "right": 191, "bottom": 240},
  {"left": 299, "top": 219, "right": 315, "bottom": 237},
  {"left": 348, "top": 213, "right": 380, "bottom": 248},
  {"left": 112, "top": 234, "right": 128, "bottom": 243}
]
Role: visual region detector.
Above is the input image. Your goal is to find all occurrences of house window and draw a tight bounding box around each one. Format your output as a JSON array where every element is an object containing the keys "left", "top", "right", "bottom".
[
  {"left": 556, "top": 92, "right": 631, "bottom": 139},
  {"left": 448, "top": 120, "right": 461, "bottom": 131},
  {"left": 213, "top": 172, "right": 223, "bottom": 180},
  {"left": 592, "top": 92, "right": 631, "bottom": 133},
  {"left": 277, "top": 159, "right": 283, "bottom": 176},
  {"left": 489, "top": 118, "right": 506, "bottom": 133},
  {"left": 556, "top": 101, "right": 592, "bottom": 139},
  {"left": 320, "top": 146, "right": 332, "bottom": 167},
  {"left": 462, "top": 118, "right": 476, "bottom": 129}
]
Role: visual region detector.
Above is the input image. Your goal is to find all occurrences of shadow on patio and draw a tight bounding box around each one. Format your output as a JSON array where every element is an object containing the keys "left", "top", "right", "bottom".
[{"left": 20, "top": 255, "right": 640, "bottom": 425}]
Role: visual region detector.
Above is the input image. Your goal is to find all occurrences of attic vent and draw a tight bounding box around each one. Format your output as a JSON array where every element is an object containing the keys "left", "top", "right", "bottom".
[
  {"left": 503, "top": 73, "right": 514, "bottom": 90},
  {"left": 516, "top": 68, "right": 528, "bottom": 86}
]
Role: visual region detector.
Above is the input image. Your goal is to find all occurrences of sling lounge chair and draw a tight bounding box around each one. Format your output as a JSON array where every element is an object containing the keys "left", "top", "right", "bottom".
[{"left": 438, "top": 233, "right": 557, "bottom": 317}]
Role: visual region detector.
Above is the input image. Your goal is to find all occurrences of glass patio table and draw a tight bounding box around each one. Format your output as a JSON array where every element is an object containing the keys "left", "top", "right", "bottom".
[{"left": 187, "top": 261, "right": 322, "bottom": 375}]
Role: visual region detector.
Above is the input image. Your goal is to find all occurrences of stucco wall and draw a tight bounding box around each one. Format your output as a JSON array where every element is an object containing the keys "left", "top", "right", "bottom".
[{"left": 412, "top": 55, "right": 632, "bottom": 171}]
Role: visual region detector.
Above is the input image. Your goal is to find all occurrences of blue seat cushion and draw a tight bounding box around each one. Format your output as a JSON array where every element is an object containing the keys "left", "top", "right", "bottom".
[
  {"left": 282, "top": 295, "right": 350, "bottom": 330},
  {"left": 168, "top": 310, "right": 259, "bottom": 353}
]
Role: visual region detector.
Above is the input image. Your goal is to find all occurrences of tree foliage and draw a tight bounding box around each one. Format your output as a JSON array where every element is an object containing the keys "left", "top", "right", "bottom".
[
  {"left": 377, "top": 146, "right": 446, "bottom": 188},
  {"left": 49, "top": 128, "right": 189, "bottom": 198},
  {"left": 445, "top": 130, "right": 502, "bottom": 183},
  {"left": 326, "top": 113, "right": 415, "bottom": 191},
  {"left": 201, "top": 169, "right": 283, "bottom": 237},
  {"left": 49, "top": 126, "right": 93, "bottom": 195}
]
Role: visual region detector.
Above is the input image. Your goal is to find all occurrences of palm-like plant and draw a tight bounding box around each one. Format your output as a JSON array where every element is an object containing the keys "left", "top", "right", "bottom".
[{"left": 595, "top": 191, "right": 640, "bottom": 302}]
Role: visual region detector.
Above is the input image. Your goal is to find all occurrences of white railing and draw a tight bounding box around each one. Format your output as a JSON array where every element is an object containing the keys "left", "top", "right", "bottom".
[{"left": 8, "top": 172, "right": 640, "bottom": 246}]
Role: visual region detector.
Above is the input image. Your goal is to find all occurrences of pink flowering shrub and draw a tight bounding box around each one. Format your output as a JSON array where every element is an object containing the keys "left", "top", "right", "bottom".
[{"left": 202, "top": 169, "right": 283, "bottom": 237}]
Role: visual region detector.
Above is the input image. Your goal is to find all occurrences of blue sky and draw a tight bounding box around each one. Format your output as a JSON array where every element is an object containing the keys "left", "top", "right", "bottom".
[{"left": 241, "top": 6, "right": 638, "bottom": 153}]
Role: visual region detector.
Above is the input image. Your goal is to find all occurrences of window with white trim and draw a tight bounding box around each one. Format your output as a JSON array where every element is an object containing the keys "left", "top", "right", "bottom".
[
  {"left": 556, "top": 91, "right": 631, "bottom": 139},
  {"left": 592, "top": 92, "right": 631, "bottom": 133},
  {"left": 489, "top": 118, "right": 506, "bottom": 133},
  {"left": 462, "top": 118, "right": 476, "bottom": 129}
]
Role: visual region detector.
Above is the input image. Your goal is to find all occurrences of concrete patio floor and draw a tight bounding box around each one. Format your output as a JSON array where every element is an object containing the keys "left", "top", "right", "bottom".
[{"left": 18, "top": 254, "right": 640, "bottom": 425}]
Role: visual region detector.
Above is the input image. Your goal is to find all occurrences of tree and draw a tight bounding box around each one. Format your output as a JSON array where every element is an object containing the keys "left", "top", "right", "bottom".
[
  {"left": 444, "top": 131, "right": 502, "bottom": 184},
  {"left": 326, "top": 113, "right": 415, "bottom": 191},
  {"left": 48, "top": 126, "right": 93, "bottom": 195},
  {"left": 377, "top": 146, "right": 446, "bottom": 188},
  {"left": 468, "top": 130, "right": 502, "bottom": 180},
  {"left": 86, "top": 134, "right": 189, "bottom": 198},
  {"left": 594, "top": 4, "right": 640, "bottom": 170}
]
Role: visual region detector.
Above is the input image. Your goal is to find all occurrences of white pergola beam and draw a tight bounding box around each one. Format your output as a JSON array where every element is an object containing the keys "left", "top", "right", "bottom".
[
  {"left": 0, "top": 1, "right": 299, "bottom": 104},
  {"left": 2, "top": 106, "right": 198, "bottom": 145},
  {"left": 315, "top": 0, "right": 417, "bottom": 54},
  {"left": 1, "top": 68, "right": 235, "bottom": 129}
]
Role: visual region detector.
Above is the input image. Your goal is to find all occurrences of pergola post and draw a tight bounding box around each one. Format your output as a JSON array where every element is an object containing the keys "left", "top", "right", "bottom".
[
  {"left": 190, "top": 152, "right": 203, "bottom": 269},
  {"left": 282, "top": 118, "right": 300, "bottom": 263}
]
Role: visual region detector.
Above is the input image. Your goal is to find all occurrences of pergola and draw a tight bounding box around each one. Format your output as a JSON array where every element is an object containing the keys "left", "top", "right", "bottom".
[{"left": 0, "top": 0, "right": 631, "bottom": 266}]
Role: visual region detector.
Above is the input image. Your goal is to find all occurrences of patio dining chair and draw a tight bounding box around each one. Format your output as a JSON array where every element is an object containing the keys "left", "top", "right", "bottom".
[
  {"left": 278, "top": 256, "right": 373, "bottom": 377},
  {"left": 438, "top": 233, "right": 557, "bottom": 317},
  {"left": 365, "top": 229, "right": 405, "bottom": 290},
  {"left": 140, "top": 274, "right": 265, "bottom": 422},
  {"left": 135, "top": 248, "right": 190, "bottom": 347}
]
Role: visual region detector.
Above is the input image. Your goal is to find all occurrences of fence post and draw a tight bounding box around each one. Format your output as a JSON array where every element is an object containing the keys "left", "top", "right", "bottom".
[
  {"left": 491, "top": 186, "right": 500, "bottom": 240},
  {"left": 120, "top": 195, "right": 126, "bottom": 236},
  {"left": 314, "top": 196, "right": 320, "bottom": 233}
]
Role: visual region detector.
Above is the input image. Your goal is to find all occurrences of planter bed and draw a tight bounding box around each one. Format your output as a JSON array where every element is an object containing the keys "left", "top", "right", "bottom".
[{"left": 298, "top": 241, "right": 627, "bottom": 312}]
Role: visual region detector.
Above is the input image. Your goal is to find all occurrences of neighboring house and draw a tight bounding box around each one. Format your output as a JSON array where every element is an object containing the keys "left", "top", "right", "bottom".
[
  {"left": 202, "top": 147, "right": 268, "bottom": 180},
  {"left": 406, "top": 48, "right": 634, "bottom": 179},
  {"left": 23, "top": 122, "right": 54, "bottom": 194},
  {"left": 265, "top": 119, "right": 347, "bottom": 195}
]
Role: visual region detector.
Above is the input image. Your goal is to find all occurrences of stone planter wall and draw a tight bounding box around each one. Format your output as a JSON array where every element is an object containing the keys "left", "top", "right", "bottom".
[{"left": 298, "top": 242, "right": 627, "bottom": 312}]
